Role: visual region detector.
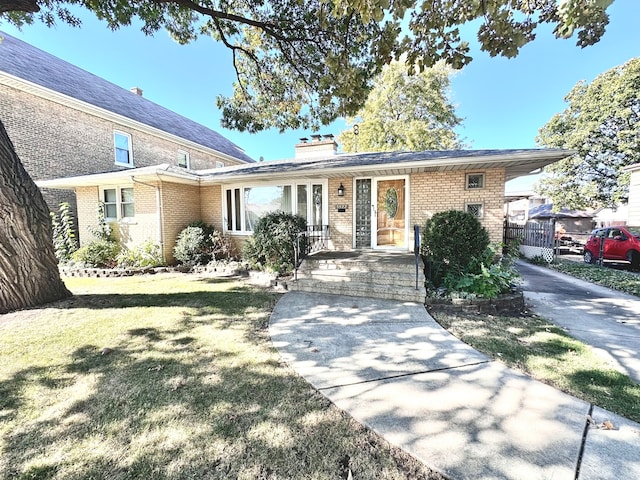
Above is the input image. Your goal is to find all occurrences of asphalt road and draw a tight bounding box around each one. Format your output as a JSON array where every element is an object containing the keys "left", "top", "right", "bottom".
[{"left": 517, "top": 261, "right": 640, "bottom": 384}]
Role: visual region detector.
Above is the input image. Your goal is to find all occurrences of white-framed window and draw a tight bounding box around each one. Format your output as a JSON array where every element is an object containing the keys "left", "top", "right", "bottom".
[
  {"left": 216, "top": 161, "right": 225, "bottom": 169},
  {"left": 114, "top": 131, "right": 133, "bottom": 166},
  {"left": 101, "top": 186, "right": 135, "bottom": 221},
  {"left": 466, "top": 202, "right": 484, "bottom": 218},
  {"left": 177, "top": 150, "right": 190, "bottom": 169},
  {"left": 466, "top": 173, "right": 484, "bottom": 190},
  {"left": 223, "top": 180, "right": 327, "bottom": 233}
]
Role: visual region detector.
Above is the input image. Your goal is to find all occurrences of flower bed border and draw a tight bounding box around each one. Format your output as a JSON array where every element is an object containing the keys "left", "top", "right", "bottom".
[{"left": 425, "top": 292, "right": 525, "bottom": 316}]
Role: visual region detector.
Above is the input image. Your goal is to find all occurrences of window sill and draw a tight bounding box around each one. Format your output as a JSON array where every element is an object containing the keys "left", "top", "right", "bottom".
[{"left": 114, "top": 162, "right": 135, "bottom": 168}]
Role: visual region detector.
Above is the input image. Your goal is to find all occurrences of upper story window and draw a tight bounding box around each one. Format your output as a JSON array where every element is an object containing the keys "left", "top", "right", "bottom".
[
  {"left": 216, "top": 161, "right": 225, "bottom": 169},
  {"left": 114, "top": 132, "right": 133, "bottom": 166},
  {"left": 177, "top": 150, "right": 190, "bottom": 169},
  {"left": 466, "top": 173, "right": 484, "bottom": 190},
  {"left": 102, "top": 186, "right": 135, "bottom": 221}
]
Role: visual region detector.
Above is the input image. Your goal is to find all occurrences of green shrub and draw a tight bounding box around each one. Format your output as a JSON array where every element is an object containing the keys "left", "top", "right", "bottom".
[
  {"left": 242, "top": 211, "right": 307, "bottom": 273},
  {"left": 443, "top": 263, "right": 519, "bottom": 299},
  {"left": 421, "top": 210, "right": 490, "bottom": 287},
  {"left": 117, "top": 240, "right": 164, "bottom": 268},
  {"left": 173, "top": 222, "right": 232, "bottom": 266},
  {"left": 50, "top": 202, "right": 78, "bottom": 263},
  {"left": 72, "top": 239, "right": 121, "bottom": 268}
]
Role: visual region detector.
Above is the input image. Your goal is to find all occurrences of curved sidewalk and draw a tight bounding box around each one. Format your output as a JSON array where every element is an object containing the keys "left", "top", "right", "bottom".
[{"left": 269, "top": 291, "right": 640, "bottom": 480}]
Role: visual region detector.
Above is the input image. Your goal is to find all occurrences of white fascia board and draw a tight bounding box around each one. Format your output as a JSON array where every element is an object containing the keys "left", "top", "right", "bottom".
[
  {"left": 0, "top": 72, "right": 248, "bottom": 165},
  {"left": 36, "top": 164, "right": 200, "bottom": 189}
]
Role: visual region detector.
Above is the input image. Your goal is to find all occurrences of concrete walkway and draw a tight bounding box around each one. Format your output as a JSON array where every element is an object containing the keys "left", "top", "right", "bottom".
[{"left": 269, "top": 291, "right": 640, "bottom": 480}]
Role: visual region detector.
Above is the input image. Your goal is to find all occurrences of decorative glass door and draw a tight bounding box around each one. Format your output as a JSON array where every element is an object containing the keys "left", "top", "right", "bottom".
[
  {"left": 354, "top": 179, "right": 372, "bottom": 248},
  {"left": 374, "top": 178, "right": 406, "bottom": 249}
]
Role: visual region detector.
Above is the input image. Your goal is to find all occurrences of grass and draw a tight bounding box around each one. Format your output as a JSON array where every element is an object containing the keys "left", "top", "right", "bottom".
[
  {"left": 548, "top": 258, "right": 640, "bottom": 297},
  {"left": 433, "top": 310, "right": 640, "bottom": 423},
  {"left": 0, "top": 273, "right": 442, "bottom": 480}
]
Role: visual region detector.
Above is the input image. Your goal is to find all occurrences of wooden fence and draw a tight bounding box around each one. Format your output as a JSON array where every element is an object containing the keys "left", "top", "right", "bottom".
[{"left": 504, "top": 220, "right": 555, "bottom": 248}]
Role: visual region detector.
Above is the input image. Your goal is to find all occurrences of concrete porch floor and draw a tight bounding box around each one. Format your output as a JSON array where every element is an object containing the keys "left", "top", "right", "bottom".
[{"left": 306, "top": 250, "right": 422, "bottom": 267}]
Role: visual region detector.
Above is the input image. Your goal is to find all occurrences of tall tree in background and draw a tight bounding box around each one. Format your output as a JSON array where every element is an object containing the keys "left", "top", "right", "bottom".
[
  {"left": 0, "top": 119, "right": 71, "bottom": 313},
  {"left": 536, "top": 58, "right": 640, "bottom": 210},
  {"left": 338, "top": 60, "right": 464, "bottom": 153},
  {"left": 2, "top": 0, "right": 617, "bottom": 133}
]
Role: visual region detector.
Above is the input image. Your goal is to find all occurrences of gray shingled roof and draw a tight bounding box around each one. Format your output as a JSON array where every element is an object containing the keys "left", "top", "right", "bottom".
[
  {"left": 199, "top": 148, "right": 573, "bottom": 181},
  {"left": 0, "top": 32, "right": 254, "bottom": 163}
]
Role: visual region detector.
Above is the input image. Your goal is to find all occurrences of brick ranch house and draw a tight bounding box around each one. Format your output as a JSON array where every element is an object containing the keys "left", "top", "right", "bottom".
[
  {"left": 38, "top": 134, "right": 573, "bottom": 263},
  {"left": 0, "top": 32, "right": 254, "bottom": 236}
]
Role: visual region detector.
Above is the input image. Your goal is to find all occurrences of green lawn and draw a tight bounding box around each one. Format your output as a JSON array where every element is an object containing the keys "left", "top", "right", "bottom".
[
  {"left": 0, "top": 274, "right": 441, "bottom": 480},
  {"left": 433, "top": 310, "right": 640, "bottom": 423}
]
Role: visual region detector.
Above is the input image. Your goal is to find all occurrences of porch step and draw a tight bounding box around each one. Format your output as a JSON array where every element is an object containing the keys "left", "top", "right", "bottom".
[
  {"left": 297, "top": 269, "right": 419, "bottom": 288},
  {"left": 289, "top": 251, "right": 426, "bottom": 303},
  {"left": 290, "top": 278, "right": 426, "bottom": 303}
]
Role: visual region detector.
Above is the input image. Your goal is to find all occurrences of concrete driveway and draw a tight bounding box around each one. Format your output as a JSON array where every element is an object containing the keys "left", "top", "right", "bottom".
[{"left": 517, "top": 260, "right": 640, "bottom": 384}]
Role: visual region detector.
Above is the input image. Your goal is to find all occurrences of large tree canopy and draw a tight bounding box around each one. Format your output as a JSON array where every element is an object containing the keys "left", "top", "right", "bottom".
[
  {"left": 338, "top": 60, "right": 464, "bottom": 152},
  {"left": 2, "top": 0, "right": 616, "bottom": 133},
  {"left": 536, "top": 57, "right": 640, "bottom": 210}
]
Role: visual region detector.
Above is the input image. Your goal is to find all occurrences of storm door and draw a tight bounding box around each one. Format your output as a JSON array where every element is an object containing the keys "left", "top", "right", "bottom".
[{"left": 374, "top": 178, "right": 407, "bottom": 249}]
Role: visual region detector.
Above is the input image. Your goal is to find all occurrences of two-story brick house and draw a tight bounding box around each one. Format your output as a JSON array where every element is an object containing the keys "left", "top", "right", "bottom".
[{"left": 0, "top": 32, "right": 254, "bottom": 237}]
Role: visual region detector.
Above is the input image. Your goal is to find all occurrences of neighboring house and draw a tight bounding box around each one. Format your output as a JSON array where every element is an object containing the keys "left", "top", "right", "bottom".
[
  {"left": 627, "top": 164, "right": 640, "bottom": 226},
  {"left": 0, "top": 32, "right": 253, "bottom": 234},
  {"left": 504, "top": 192, "right": 547, "bottom": 224},
  {"left": 527, "top": 203, "right": 594, "bottom": 236},
  {"left": 38, "top": 134, "right": 573, "bottom": 263}
]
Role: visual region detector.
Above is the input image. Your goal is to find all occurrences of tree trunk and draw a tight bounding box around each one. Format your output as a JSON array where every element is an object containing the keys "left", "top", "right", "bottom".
[{"left": 0, "top": 118, "right": 71, "bottom": 313}]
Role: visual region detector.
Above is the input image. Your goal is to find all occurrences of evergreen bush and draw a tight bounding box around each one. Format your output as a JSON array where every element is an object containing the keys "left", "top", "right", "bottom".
[
  {"left": 421, "top": 210, "right": 490, "bottom": 287},
  {"left": 242, "top": 211, "right": 307, "bottom": 273}
]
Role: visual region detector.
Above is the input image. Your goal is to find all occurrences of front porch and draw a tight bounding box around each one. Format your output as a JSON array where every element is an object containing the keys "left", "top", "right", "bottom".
[{"left": 289, "top": 250, "right": 426, "bottom": 303}]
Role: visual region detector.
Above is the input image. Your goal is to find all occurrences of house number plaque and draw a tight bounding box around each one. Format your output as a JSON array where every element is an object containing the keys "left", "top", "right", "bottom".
[{"left": 336, "top": 204, "right": 348, "bottom": 212}]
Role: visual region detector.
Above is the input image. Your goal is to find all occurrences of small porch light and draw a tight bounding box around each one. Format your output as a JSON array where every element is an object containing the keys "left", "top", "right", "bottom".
[{"left": 337, "top": 183, "right": 345, "bottom": 197}]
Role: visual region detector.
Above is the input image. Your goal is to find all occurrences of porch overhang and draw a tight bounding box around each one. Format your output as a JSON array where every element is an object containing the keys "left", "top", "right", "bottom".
[{"left": 36, "top": 163, "right": 200, "bottom": 189}]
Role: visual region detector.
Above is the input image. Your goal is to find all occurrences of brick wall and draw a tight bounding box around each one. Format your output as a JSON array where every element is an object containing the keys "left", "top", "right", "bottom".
[
  {"left": 328, "top": 177, "right": 353, "bottom": 250},
  {"left": 0, "top": 83, "right": 245, "bottom": 223},
  {"left": 199, "top": 185, "right": 223, "bottom": 230},
  {"left": 410, "top": 169, "right": 506, "bottom": 244},
  {"left": 160, "top": 182, "right": 201, "bottom": 263}
]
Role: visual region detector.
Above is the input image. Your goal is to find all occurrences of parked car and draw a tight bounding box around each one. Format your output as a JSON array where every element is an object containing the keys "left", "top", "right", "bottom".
[{"left": 583, "top": 226, "right": 640, "bottom": 270}]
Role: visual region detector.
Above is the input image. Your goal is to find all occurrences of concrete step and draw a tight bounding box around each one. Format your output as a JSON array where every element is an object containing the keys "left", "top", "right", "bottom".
[
  {"left": 297, "top": 269, "right": 420, "bottom": 288},
  {"left": 301, "top": 258, "right": 424, "bottom": 274},
  {"left": 289, "top": 278, "right": 426, "bottom": 303}
]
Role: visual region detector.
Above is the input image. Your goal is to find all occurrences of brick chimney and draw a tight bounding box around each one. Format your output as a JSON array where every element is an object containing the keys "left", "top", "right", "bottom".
[
  {"left": 295, "top": 133, "right": 338, "bottom": 159},
  {"left": 130, "top": 87, "right": 143, "bottom": 96}
]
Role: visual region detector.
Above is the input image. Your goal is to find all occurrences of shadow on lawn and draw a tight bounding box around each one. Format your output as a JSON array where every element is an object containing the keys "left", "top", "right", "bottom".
[{"left": 1, "top": 289, "right": 430, "bottom": 480}]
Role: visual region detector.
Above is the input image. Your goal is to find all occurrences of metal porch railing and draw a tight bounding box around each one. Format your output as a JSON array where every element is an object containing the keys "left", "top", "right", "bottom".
[{"left": 294, "top": 225, "right": 330, "bottom": 280}]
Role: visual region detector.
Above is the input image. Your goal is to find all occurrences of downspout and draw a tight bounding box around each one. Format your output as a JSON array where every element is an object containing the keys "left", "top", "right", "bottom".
[{"left": 131, "top": 176, "right": 165, "bottom": 263}]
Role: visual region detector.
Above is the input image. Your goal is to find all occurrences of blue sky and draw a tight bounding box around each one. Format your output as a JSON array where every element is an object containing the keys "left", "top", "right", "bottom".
[{"left": 2, "top": 1, "right": 639, "bottom": 192}]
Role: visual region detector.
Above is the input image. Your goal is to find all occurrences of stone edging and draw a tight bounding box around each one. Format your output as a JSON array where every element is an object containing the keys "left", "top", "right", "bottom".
[{"left": 425, "top": 292, "right": 525, "bottom": 315}]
